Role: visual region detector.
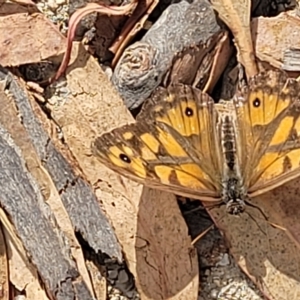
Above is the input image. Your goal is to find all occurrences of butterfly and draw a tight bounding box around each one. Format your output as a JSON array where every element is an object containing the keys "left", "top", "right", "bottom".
[{"left": 92, "top": 69, "right": 300, "bottom": 215}]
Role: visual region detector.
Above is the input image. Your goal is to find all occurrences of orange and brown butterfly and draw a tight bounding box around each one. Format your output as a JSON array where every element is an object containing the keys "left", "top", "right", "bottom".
[{"left": 92, "top": 69, "right": 300, "bottom": 215}]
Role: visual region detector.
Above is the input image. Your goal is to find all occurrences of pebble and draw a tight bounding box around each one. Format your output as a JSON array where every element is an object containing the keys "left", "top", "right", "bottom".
[
  {"left": 47, "top": 0, "right": 59, "bottom": 10},
  {"left": 210, "top": 288, "right": 219, "bottom": 299},
  {"left": 216, "top": 253, "right": 230, "bottom": 267},
  {"left": 56, "top": 0, "right": 66, "bottom": 5}
]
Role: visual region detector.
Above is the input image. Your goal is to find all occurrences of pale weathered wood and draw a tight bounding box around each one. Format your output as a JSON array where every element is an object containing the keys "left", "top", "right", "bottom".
[
  {"left": 112, "top": 0, "right": 227, "bottom": 109},
  {"left": 251, "top": 12, "right": 300, "bottom": 70}
]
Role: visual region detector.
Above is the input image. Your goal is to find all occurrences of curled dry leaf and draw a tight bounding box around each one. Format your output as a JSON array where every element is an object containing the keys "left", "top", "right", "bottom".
[
  {"left": 211, "top": 0, "right": 258, "bottom": 78},
  {"left": 53, "top": 1, "right": 138, "bottom": 82},
  {"left": 163, "top": 31, "right": 232, "bottom": 94}
]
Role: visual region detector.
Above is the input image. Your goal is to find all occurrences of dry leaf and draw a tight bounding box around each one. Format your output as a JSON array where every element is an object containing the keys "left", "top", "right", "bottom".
[
  {"left": 48, "top": 42, "right": 199, "bottom": 299},
  {"left": 252, "top": 11, "right": 300, "bottom": 70},
  {"left": 211, "top": 0, "right": 258, "bottom": 77},
  {"left": 85, "top": 260, "right": 107, "bottom": 300},
  {"left": 163, "top": 31, "right": 232, "bottom": 94},
  {"left": 0, "top": 209, "right": 49, "bottom": 300},
  {"left": 11, "top": 0, "right": 36, "bottom": 5},
  {"left": 260, "top": 178, "right": 300, "bottom": 254},
  {"left": 0, "top": 8, "right": 66, "bottom": 67},
  {"left": 206, "top": 177, "right": 300, "bottom": 300}
]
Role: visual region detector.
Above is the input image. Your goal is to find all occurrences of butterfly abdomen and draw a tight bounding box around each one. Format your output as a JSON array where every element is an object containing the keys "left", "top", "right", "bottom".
[
  {"left": 219, "top": 113, "right": 246, "bottom": 214},
  {"left": 220, "top": 115, "right": 237, "bottom": 171}
]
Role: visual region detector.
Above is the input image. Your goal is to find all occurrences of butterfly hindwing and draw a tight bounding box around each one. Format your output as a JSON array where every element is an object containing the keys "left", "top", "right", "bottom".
[
  {"left": 93, "top": 84, "right": 220, "bottom": 200},
  {"left": 234, "top": 70, "right": 300, "bottom": 196}
]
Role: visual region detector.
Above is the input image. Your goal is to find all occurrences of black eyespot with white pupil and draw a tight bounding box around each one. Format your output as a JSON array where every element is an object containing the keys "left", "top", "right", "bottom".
[
  {"left": 185, "top": 107, "right": 194, "bottom": 117},
  {"left": 253, "top": 97, "right": 261, "bottom": 108},
  {"left": 120, "top": 153, "right": 131, "bottom": 163}
]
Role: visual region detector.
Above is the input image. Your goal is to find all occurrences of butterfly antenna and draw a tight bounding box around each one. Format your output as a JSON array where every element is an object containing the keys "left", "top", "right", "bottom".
[
  {"left": 191, "top": 201, "right": 228, "bottom": 245},
  {"left": 244, "top": 200, "right": 287, "bottom": 233},
  {"left": 244, "top": 210, "right": 268, "bottom": 235},
  {"left": 244, "top": 199, "right": 268, "bottom": 221}
]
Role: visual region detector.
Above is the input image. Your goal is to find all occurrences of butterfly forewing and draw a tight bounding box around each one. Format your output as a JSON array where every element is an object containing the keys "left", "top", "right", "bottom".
[
  {"left": 93, "top": 84, "right": 221, "bottom": 200},
  {"left": 144, "top": 85, "right": 222, "bottom": 182},
  {"left": 93, "top": 69, "right": 300, "bottom": 206},
  {"left": 234, "top": 70, "right": 300, "bottom": 196}
]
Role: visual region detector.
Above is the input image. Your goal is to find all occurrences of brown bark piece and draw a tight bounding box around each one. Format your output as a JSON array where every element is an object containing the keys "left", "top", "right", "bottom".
[
  {"left": 252, "top": 11, "right": 300, "bottom": 70},
  {"left": 1, "top": 67, "right": 122, "bottom": 262},
  {"left": 93, "top": 15, "right": 124, "bottom": 63},
  {"left": 0, "top": 67, "right": 104, "bottom": 299},
  {"left": 206, "top": 178, "right": 300, "bottom": 300},
  {"left": 163, "top": 31, "right": 232, "bottom": 94},
  {"left": 0, "top": 6, "right": 66, "bottom": 67},
  {"left": 0, "top": 1, "right": 37, "bottom": 15},
  {"left": 48, "top": 42, "right": 199, "bottom": 299}
]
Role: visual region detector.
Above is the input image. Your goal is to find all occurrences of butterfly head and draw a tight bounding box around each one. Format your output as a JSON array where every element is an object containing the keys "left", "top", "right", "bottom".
[
  {"left": 222, "top": 177, "right": 246, "bottom": 215},
  {"left": 225, "top": 199, "right": 246, "bottom": 215}
]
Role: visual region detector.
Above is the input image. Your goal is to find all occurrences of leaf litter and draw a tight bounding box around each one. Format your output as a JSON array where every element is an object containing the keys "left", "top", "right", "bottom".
[{"left": 1, "top": 0, "right": 300, "bottom": 299}]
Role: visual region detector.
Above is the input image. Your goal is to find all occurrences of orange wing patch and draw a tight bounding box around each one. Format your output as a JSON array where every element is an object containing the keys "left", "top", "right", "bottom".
[
  {"left": 140, "top": 133, "right": 160, "bottom": 155},
  {"left": 154, "top": 165, "right": 207, "bottom": 189},
  {"left": 155, "top": 95, "right": 201, "bottom": 137},
  {"left": 248, "top": 89, "right": 290, "bottom": 126}
]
